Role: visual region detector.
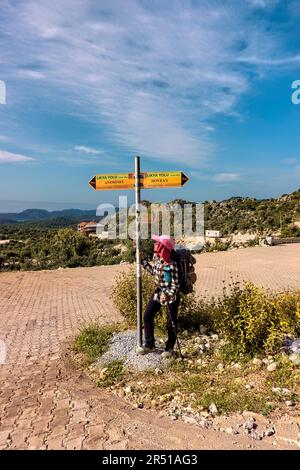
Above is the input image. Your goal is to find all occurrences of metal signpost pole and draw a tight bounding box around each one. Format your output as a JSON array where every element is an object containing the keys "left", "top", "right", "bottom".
[{"left": 135, "top": 156, "right": 143, "bottom": 348}]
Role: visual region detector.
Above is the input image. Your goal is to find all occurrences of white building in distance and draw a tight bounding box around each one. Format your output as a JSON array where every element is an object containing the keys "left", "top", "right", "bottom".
[{"left": 205, "top": 230, "right": 221, "bottom": 238}]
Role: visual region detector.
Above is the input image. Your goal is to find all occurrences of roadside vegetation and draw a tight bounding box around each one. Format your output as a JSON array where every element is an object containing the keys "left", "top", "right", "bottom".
[
  {"left": 74, "top": 323, "right": 119, "bottom": 364},
  {"left": 73, "top": 322, "right": 126, "bottom": 384},
  {"left": 139, "top": 353, "right": 299, "bottom": 416},
  {"left": 0, "top": 226, "right": 137, "bottom": 271}
]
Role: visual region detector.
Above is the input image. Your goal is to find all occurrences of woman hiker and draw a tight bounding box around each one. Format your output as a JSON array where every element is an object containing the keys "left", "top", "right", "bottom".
[{"left": 137, "top": 235, "right": 180, "bottom": 358}]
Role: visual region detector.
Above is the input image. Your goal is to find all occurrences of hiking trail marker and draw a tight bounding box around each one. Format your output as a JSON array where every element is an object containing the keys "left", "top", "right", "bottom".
[
  {"left": 89, "top": 157, "right": 189, "bottom": 348},
  {"left": 88, "top": 170, "right": 189, "bottom": 190}
]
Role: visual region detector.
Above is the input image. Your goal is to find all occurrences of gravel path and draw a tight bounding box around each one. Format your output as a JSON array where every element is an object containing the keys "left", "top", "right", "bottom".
[{"left": 99, "top": 331, "right": 171, "bottom": 371}]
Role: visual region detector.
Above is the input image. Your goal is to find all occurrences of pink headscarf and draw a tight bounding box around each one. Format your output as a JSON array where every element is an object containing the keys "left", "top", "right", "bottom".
[
  {"left": 152, "top": 235, "right": 175, "bottom": 263},
  {"left": 154, "top": 241, "right": 172, "bottom": 263}
]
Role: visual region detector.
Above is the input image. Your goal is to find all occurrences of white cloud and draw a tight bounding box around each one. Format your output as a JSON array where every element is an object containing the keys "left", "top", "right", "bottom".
[
  {"left": 17, "top": 70, "right": 46, "bottom": 80},
  {"left": 284, "top": 157, "right": 298, "bottom": 164},
  {"left": 74, "top": 145, "right": 105, "bottom": 155},
  {"left": 236, "top": 54, "right": 300, "bottom": 66},
  {"left": 247, "top": 0, "right": 277, "bottom": 8},
  {"left": 0, "top": 80, "right": 6, "bottom": 104},
  {"left": 188, "top": 170, "right": 241, "bottom": 183},
  {"left": 0, "top": 150, "right": 35, "bottom": 163},
  {"left": 58, "top": 157, "right": 101, "bottom": 166},
  {"left": 189, "top": 171, "right": 210, "bottom": 181},
  {"left": 212, "top": 172, "right": 240, "bottom": 183},
  {"left": 0, "top": 0, "right": 297, "bottom": 167},
  {"left": 289, "top": 0, "right": 300, "bottom": 18}
]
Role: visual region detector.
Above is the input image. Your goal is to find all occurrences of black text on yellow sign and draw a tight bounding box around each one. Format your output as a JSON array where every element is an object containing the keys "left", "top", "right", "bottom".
[{"left": 89, "top": 171, "right": 189, "bottom": 190}]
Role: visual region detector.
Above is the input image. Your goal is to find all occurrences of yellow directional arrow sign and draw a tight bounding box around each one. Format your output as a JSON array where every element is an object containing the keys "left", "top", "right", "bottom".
[
  {"left": 142, "top": 171, "right": 189, "bottom": 188},
  {"left": 89, "top": 173, "right": 135, "bottom": 190},
  {"left": 89, "top": 171, "right": 189, "bottom": 190}
]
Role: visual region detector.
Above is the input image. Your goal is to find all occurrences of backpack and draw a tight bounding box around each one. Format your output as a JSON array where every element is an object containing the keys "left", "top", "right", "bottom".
[{"left": 173, "top": 248, "right": 197, "bottom": 294}]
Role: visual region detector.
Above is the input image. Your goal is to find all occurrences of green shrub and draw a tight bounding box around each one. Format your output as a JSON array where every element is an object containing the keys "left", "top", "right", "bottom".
[
  {"left": 244, "top": 238, "right": 260, "bottom": 247},
  {"left": 111, "top": 267, "right": 210, "bottom": 331},
  {"left": 213, "top": 282, "right": 300, "bottom": 355},
  {"left": 280, "top": 225, "right": 300, "bottom": 238},
  {"left": 204, "top": 239, "right": 231, "bottom": 252},
  {"left": 111, "top": 269, "right": 155, "bottom": 325},
  {"left": 74, "top": 323, "right": 119, "bottom": 363},
  {"left": 52, "top": 228, "right": 92, "bottom": 266}
]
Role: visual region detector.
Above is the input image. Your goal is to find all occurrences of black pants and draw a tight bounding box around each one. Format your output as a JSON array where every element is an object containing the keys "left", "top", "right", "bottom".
[{"left": 144, "top": 294, "right": 180, "bottom": 350}]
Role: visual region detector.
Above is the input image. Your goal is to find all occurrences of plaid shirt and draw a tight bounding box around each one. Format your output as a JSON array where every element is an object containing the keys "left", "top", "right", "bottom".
[{"left": 141, "top": 254, "right": 179, "bottom": 305}]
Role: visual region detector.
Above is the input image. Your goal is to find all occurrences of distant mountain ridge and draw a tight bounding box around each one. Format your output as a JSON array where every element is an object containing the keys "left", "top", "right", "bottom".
[{"left": 0, "top": 208, "right": 97, "bottom": 223}]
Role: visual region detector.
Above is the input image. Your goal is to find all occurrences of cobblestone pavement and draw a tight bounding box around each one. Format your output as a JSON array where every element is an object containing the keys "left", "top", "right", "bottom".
[
  {"left": 0, "top": 244, "right": 299, "bottom": 450},
  {"left": 195, "top": 244, "right": 300, "bottom": 299}
]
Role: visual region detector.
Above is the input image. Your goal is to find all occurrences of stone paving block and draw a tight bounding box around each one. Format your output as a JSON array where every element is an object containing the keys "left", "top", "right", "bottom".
[
  {"left": 70, "top": 400, "right": 90, "bottom": 411},
  {"left": 55, "top": 398, "right": 71, "bottom": 411},
  {"left": 70, "top": 409, "right": 88, "bottom": 423},
  {"left": 19, "top": 407, "right": 36, "bottom": 421},
  {"left": 5, "top": 406, "right": 20, "bottom": 419},
  {"left": 38, "top": 398, "right": 55, "bottom": 416},
  {"left": 0, "top": 429, "right": 10, "bottom": 446},
  {"left": 47, "top": 424, "right": 67, "bottom": 438},
  {"left": 15, "top": 418, "right": 32, "bottom": 431},
  {"left": 22, "top": 397, "right": 40, "bottom": 407},
  {"left": 31, "top": 418, "right": 50, "bottom": 435},
  {"left": 9, "top": 431, "right": 28, "bottom": 449},
  {"left": 46, "top": 436, "right": 65, "bottom": 450},
  {"left": 63, "top": 435, "right": 84, "bottom": 450},
  {"left": 105, "top": 439, "right": 129, "bottom": 450},
  {"left": 27, "top": 433, "right": 47, "bottom": 450},
  {"left": 50, "top": 408, "right": 70, "bottom": 423},
  {"left": 82, "top": 435, "right": 105, "bottom": 449}
]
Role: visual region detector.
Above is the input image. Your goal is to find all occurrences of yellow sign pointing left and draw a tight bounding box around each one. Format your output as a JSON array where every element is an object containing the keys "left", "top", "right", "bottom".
[{"left": 89, "top": 173, "right": 135, "bottom": 190}]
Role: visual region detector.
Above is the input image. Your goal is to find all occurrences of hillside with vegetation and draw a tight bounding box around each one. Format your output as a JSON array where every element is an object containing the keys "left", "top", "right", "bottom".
[
  {"left": 168, "top": 188, "right": 300, "bottom": 237},
  {"left": 204, "top": 188, "right": 300, "bottom": 236}
]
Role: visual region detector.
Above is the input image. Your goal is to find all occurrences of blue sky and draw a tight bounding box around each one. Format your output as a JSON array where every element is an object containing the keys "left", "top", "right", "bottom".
[{"left": 0, "top": 0, "right": 300, "bottom": 212}]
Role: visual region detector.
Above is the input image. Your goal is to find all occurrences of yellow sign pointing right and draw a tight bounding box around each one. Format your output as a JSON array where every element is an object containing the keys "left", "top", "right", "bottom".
[{"left": 142, "top": 171, "right": 189, "bottom": 188}]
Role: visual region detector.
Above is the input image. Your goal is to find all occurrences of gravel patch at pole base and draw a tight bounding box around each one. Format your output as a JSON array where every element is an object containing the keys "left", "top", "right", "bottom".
[{"left": 97, "top": 330, "right": 174, "bottom": 372}]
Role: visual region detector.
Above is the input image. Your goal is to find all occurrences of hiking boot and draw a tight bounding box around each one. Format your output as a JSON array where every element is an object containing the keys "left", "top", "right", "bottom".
[
  {"left": 136, "top": 345, "right": 155, "bottom": 355},
  {"left": 161, "top": 349, "right": 175, "bottom": 358}
]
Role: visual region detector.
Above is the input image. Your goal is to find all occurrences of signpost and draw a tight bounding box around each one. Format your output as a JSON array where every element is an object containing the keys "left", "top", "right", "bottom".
[
  {"left": 89, "top": 157, "right": 189, "bottom": 348},
  {"left": 89, "top": 170, "right": 189, "bottom": 190}
]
